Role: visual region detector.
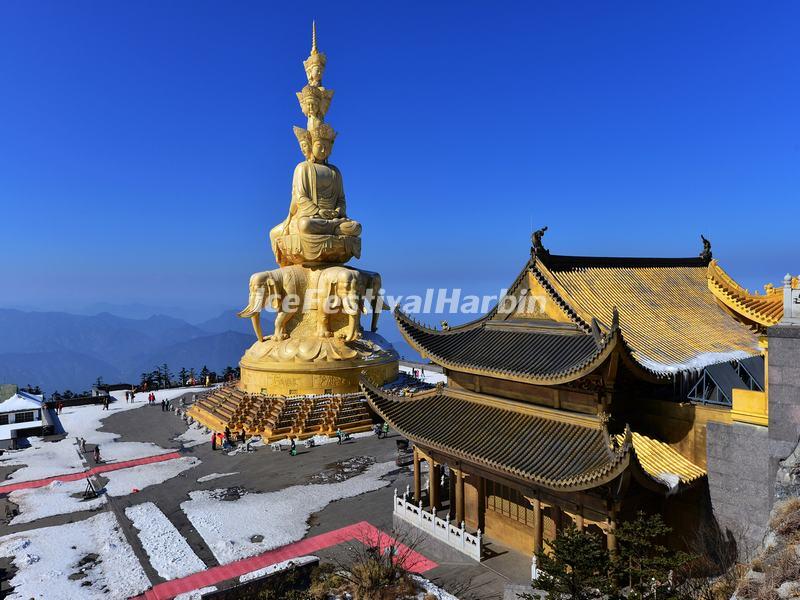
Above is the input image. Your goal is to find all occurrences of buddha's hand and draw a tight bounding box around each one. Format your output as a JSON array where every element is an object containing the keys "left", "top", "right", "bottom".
[{"left": 318, "top": 209, "right": 337, "bottom": 220}]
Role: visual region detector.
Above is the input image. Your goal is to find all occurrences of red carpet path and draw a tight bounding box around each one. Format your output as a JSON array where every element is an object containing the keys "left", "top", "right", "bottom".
[
  {"left": 0, "top": 451, "right": 183, "bottom": 494},
  {"left": 133, "top": 521, "right": 439, "bottom": 600}
]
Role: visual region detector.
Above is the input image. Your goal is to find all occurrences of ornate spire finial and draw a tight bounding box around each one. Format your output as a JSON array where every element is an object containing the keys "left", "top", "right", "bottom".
[
  {"left": 311, "top": 20, "right": 317, "bottom": 54},
  {"left": 303, "top": 21, "right": 327, "bottom": 87}
]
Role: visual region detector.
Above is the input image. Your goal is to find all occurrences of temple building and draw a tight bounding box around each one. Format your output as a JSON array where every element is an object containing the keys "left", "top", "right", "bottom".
[{"left": 364, "top": 231, "right": 796, "bottom": 558}]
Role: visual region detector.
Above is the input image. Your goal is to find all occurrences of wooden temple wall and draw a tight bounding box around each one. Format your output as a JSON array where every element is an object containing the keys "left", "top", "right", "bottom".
[
  {"left": 447, "top": 371, "right": 598, "bottom": 415},
  {"left": 451, "top": 463, "right": 613, "bottom": 556}
]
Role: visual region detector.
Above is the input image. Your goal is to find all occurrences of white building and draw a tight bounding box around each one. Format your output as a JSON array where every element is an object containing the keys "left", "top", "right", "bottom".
[{"left": 0, "top": 390, "right": 52, "bottom": 449}]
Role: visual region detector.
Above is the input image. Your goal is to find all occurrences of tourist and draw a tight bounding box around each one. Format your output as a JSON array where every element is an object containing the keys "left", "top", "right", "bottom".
[
  {"left": 239, "top": 429, "right": 245, "bottom": 443},
  {"left": 56, "top": 401, "right": 63, "bottom": 414},
  {"left": 290, "top": 437, "right": 297, "bottom": 456},
  {"left": 161, "top": 398, "right": 166, "bottom": 412},
  {"left": 93, "top": 445, "right": 100, "bottom": 463},
  {"left": 211, "top": 432, "right": 216, "bottom": 450},
  {"left": 381, "top": 421, "right": 389, "bottom": 438},
  {"left": 224, "top": 426, "right": 231, "bottom": 444},
  {"left": 336, "top": 428, "right": 343, "bottom": 445},
  {"left": 103, "top": 397, "right": 109, "bottom": 411}
]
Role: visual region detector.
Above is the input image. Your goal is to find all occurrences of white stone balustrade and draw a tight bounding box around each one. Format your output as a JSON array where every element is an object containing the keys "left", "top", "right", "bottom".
[{"left": 392, "top": 488, "right": 481, "bottom": 561}]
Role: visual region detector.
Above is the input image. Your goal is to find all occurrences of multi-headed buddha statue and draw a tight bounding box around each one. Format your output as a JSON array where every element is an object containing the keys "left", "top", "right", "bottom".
[
  {"left": 235, "top": 22, "right": 398, "bottom": 395},
  {"left": 268, "top": 24, "right": 361, "bottom": 267}
]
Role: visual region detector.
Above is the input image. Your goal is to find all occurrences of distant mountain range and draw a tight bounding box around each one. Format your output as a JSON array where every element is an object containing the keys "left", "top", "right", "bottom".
[{"left": 0, "top": 307, "right": 418, "bottom": 394}]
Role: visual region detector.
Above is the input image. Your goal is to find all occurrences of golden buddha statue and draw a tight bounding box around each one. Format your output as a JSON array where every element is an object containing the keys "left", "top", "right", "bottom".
[
  {"left": 233, "top": 22, "right": 397, "bottom": 397},
  {"left": 268, "top": 26, "right": 361, "bottom": 267}
]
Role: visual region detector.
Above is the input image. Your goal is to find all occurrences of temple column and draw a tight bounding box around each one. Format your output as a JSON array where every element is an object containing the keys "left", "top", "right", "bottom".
[
  {"left": 412, "top": 447, "right": 421, "bottom": 503},
  {"left": 448, "top": 471, "right": 456, "bottom": 519},
  {"left": 429, "top": 462, "right": 441, "bottom": 512},
  {"left": 477, "top": 476, "right": 486, "bottom": 532},
  {"left": 575, "top": 507, "right": 584, "bottom": 530},
  {"left": 553, "top": 505, "right": 562, "bottom": 534},
  {"left": 607, "top": 508, "right": 618, "bottom": 554},
  {"left": 455, "top": 468, "right": 465, "bottom": 524},
  {"left": 529, "top": 497, "right": 543, "bottom": 554}
]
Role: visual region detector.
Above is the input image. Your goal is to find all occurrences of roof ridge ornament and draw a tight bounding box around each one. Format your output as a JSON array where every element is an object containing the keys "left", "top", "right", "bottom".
[
  {"left": 531, "top": 226, "right": 549, "bottom": 259},
  {"left": 590, "top": 317, "right": 603, "bottom": 345},
  {"left": 699, "top": 234, "right": 712, "bottom": 264}
]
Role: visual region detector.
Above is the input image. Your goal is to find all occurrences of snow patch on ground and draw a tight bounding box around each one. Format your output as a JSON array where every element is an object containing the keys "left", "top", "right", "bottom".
[
  {"left": 175, "top": 424, "right": 210, "bottom": 448},
  {"left": 174, "top": 586, "right": 217, "bottom": 599},
  {"left": 103, "top": 456, "right": 200, "bottom": 496},
  {"left": 0, "top": 512, "right": 150, "bottom": 600},
  {"left": 0, "top": 387, "right": 203, "bottom": 484},
  {"left": 9, "top": 479, "right": 107, "bottom": 525},
  {"left": 239, "top": 555, "right": 318, "bottom": 582},
  {"left": 411, "top": 574, "right": 460, "bottom": 600},
  {"left": 272, "top": 430, "right": 375, "bottom": 447},
  {"left": 181, "top": 461, "right": 396, "bottom": 564},
  {"left": 125, "top": 502, "right": 206, "bottom": 580},
  {"left": 197, "top": 472, "right": 239, "bottom": 483}
]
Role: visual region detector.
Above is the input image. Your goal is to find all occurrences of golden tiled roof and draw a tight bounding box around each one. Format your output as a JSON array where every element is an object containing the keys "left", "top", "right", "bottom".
[
  {"left": 706, "top": 260, "right": 785, "bottom": 329},
  {"left": 532, "top": 255, "right": 760, "bottom": 374},
  {"left": 395, "top": 308, "right": 620, "bottom": 385},
  {"left": 363, "top": 378, "right": 631, "bottom": 492},
  {"left": 616, "top": 432, "right": 706, "bottom": 486}
]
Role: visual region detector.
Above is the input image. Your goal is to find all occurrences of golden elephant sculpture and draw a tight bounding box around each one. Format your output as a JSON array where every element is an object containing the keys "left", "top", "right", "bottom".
[{"left": 316, "top": 266, "right": 382, "bottom": 341}]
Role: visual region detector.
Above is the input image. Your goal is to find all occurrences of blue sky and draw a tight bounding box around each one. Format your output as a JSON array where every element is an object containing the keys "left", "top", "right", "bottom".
[{"left": 1, "top": 1, "right": 798, "bottom": 320}]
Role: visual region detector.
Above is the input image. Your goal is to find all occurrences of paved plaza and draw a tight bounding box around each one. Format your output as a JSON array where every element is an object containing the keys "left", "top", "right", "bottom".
[{"left": 0, "top": 388, "right": 532, "bottom": 599}]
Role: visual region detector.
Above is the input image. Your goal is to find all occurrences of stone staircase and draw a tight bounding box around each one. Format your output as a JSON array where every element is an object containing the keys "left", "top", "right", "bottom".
[{"left": 187, "top": 384, "right": 376, "bottom": 441}]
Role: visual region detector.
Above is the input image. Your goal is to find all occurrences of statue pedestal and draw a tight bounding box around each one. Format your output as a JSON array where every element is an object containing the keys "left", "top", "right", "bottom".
[
  {"left": 240, "top": 351, "right": 398, "bottom": 396},
  {"left": 239, "top": 328, "right": 398, "bottom": 395}
]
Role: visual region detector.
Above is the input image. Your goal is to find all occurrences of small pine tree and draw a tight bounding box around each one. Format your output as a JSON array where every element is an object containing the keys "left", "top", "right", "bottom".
[
  {"left": 613, "top": 512, "right": 690, "bottom": 599},
  {"left": 521, "top": 524, "right": 612, "bottom": 600},
  {"left": 178, "top": 368, "right": 188, "bottom": 386},
  {"left": 160, "top": 363, "right": 172, "bottom": 388}
]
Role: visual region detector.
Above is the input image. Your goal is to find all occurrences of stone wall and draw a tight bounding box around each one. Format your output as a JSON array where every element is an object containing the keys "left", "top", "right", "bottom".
[
  {"left": 706, "top": 420, "right": 771, "bottom": 558},
  {"left": 768, "top": 325, "right": 800, "bottom": 500}
]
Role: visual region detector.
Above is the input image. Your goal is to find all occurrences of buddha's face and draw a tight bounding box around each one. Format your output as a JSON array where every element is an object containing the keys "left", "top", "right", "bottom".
[
  {"left": 304, "top": 96, "right": 320, "bottom": 117},
  {"left": 298, "top": 138, "right": 311, "bottom": 159},
  {"left": 307, "top": 65, "right": 322, "bottom": 86},
  {"left": 312, "top": 139, "right": 331, "bottom": 161}
]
